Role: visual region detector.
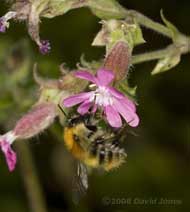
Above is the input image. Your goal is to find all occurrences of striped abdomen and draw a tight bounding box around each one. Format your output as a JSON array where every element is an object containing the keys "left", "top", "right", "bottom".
[{"left": 85, "top": 139, "right": 127, "bottom": 171}]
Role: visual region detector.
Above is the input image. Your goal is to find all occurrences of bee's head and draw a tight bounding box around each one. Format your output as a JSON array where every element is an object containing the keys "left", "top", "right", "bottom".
[{"left": 68, "top": 114, "right": 97, "bottom": 131}]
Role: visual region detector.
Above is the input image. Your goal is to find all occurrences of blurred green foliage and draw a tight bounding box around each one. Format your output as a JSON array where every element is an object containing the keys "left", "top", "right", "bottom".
[{"left": 0, "top": 0, "right": 190, "bottom": 212}]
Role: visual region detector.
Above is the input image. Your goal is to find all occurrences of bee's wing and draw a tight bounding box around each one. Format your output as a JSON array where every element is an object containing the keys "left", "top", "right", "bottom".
[{"left": 72, "top": 162, "right": 88, "bottom": 204}]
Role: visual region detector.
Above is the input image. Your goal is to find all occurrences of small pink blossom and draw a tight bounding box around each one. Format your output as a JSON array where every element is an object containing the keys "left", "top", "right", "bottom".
[
  {"left": 38, "top": 40, "right": 51, "bottom": 55},
  {"left": 63, "top": 69, "right": 139, "bottom": 128},
  {"left": 0, "top": 131, "right": 17, "bottom": 172}
]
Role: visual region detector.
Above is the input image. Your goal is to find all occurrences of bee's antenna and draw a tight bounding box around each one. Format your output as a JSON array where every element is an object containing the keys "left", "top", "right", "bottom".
[{"left": 58, "top": 104, "right": 68, "bottom": 118}]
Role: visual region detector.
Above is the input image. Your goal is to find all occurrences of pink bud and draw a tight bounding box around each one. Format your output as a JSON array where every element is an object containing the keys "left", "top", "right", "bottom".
[
  {"left": 14, "top": 103, "right": 57, "bottom": 139},
  {"left": 104, "top": 41, "right": 131, "bottom": 81}
]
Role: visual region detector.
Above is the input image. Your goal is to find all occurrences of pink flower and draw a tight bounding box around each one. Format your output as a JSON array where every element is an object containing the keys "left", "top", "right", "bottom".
[
  {"left": 63, "top": 69, "right": 139, "bottom": 128},
  {"left": 38, "top": 40, "right": 51, "bottom": 55},
  {"left": 0, "top": 131, "right": 17, "bottom": 172}
]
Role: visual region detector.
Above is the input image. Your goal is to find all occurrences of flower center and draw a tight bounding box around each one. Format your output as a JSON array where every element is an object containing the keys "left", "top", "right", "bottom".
[{"left": 90, "top": 86, "right": 113, "bottom": 106}]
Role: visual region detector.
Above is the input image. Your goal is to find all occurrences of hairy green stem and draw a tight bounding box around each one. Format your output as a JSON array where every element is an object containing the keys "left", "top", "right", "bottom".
[
  {"left": 132, "top": 41, "right": 190, "bottom": 64},
  {"left": 16, "top": 142, "right": 47, "bottom": 212},
  {"left": 86, "top": 1, "right": 173, "bottom": 38},
  {"left": 129, "top": 10, "right": 172, "bottom": 38},
  {"left": 132, "top": 46, "right": 173, "bottom": 64}
]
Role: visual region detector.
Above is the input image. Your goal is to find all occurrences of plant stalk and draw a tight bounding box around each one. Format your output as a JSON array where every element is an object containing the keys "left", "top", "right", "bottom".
[{"left": 16, "top": 142, "right": 47, "bottom": 212}]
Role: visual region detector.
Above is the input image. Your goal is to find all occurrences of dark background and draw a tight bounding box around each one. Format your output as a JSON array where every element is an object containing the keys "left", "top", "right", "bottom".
[{"left": 0, "top": 0, "right": 189, "bottom": 211}]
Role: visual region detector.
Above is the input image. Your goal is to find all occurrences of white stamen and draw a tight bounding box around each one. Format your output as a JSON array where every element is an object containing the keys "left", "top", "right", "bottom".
[{"left": 89, "top": 86, "right": 114, "bottom": 106}]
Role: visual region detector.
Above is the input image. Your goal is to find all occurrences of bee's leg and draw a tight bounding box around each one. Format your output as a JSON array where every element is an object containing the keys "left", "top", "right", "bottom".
[
  {"left": 111, "top": 139, "right": 119, "bottom": 147},
  {"left": 107, "top": 150, "right": 113, "bottom": 163},
  {"left": 88, "top": 136, "right": 105, "bottom": 157},
  {"left": 98, "top": 145, "right": 105, "bottom": 165},
  {"left": 85, "top": 125, "right": 97, "bottom": 133},
  {"left": 83, "top": 113, "right": 93, "bottom": 126}
]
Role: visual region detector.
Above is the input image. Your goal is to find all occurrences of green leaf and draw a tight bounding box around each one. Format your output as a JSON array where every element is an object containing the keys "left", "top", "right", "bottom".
[
  {"left": 151, "top": 53, "right": 181, "bottom": 75},
  {"left": 109, "top": 19, "right": 145, "bottom": 49},
  {"left": 128, "top": 22, "right": 145, "bottom": 46},
  {"left": 93, "top": 19, "right": 145, "bottom": 51},
  {"left": 92, "top": 26, "right": 107, "bottom": 46},
  {"left": 160, "top": 10, "right": 179, "bottom": 40}
]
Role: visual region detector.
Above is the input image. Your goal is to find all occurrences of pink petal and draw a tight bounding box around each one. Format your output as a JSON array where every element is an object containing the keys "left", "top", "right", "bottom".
[
  {"left": 91, "top": 104, "right": 98, "bottom": 113},
  {"left": 77, "top": 100, "right": 92, "bottom": 115},
  {"left": 63, "top": 92, "right": 93, "bottom": 107},
  {"left": 108, "top": 87, "right": 125, "bottom": 99},
  {"left": 74, "top": 71, "right": 96, "bottom": 84},
  {"left": 96, "top": 69, "right": 115, "bottom": 86},
  {"left": 120, "top": 97, "right": 136, "bottom": 112},
  {"left": 0, "top": 141, "right": 17, "bottom": 172},
  {"left": 113, "top": 100, "right": 139, "bottom": 127},
  {"left": 109, "top": 87, "right": 136, "bottom": 112},
  {"left": 104, "top": 105, "right": 122, "bottom": 128}
]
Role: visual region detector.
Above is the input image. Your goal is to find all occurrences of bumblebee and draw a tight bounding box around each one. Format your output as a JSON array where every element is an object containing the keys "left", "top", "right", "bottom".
[
  {"left": 58, "top": 104, "right": 127, "bottom": 202},
  {"left": 63, "top": 114, "right": 127, "bottom": 172}
]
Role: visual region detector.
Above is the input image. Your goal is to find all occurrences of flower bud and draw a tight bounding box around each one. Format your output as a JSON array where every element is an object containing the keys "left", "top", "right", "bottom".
[
  {"left": 104, "top": 41, "right": 131, "bottom": 81},
  {"left": 0, "top": 102, "right": 57, "bottom": 171},
  {"left": 39, "top": 40, "right": 51, "bottom": 55},
  {"left": 14, "top": 103, "right": 57, "bottom": 139}
]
